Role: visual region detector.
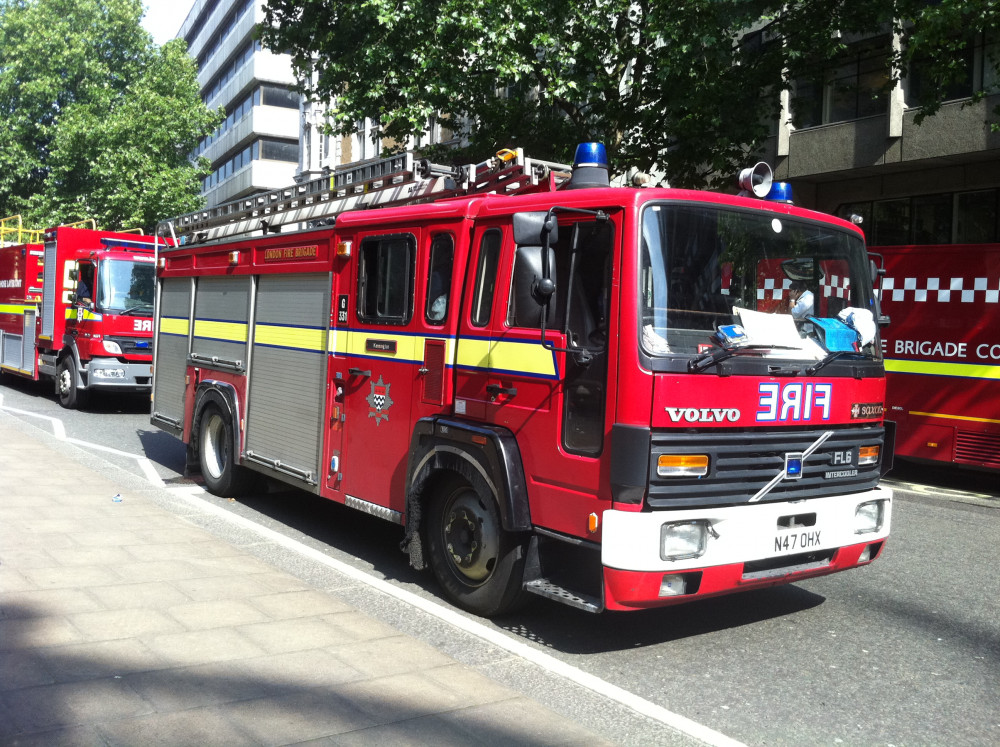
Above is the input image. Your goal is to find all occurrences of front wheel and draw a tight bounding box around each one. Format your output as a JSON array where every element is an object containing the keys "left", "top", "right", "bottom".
[
  {"left": 197, "top": 405, "right": 252, "bottom": 497},
  {"left": 425, "top": 475, "right": 530, "bottom": 617},
  {"left": 56, "top": 357, "right": 88, "bottom": 409}
]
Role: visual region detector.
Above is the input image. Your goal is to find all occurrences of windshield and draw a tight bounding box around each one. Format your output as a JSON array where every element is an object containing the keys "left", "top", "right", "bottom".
[
  {"left": 639, "top": 203, "right": 880, "bottom": 362},
  {"left": 96, "top": 259, "right": 155, "bottom": 315}
]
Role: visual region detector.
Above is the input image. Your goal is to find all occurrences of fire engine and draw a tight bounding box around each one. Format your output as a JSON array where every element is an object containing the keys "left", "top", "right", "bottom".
[
  {"left": 872, "top": 242, "right": 1000, "bottom": 470},
  {"left": 150, "top": 145, "right": 893, "bottom": 615},
  {"left": 0, "top": 217, "right": 158, "bottom": 408}
]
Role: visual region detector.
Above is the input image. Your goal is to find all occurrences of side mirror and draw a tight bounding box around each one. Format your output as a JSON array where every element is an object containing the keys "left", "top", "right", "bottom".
[
  {"left": 69, "top": 269, "right": 78, "bottom": 281},
  {"left": 513, "top": 211, "right": 558, "bottom": 246},
  {"left": 512, "top": 246, "right": 557, "bottom": 325}
]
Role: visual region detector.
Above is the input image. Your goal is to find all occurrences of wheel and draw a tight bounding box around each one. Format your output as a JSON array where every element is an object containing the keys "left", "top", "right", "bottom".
[
  {"left": 198, "top": 405, "right": 252, "bottom": 496},
  {"left": 425, "top": 475, "right": 530, "bottom": 617},
  {"left": 56, "top": 357, "right": 88, "bottom": 409}
]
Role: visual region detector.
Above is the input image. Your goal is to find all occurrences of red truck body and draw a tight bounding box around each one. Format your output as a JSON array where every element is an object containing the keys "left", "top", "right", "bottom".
[
  {"left": 0, "top": 225, "right": 158, "bottom": 407},
  {"left": 874, "top": 242, "right": 1000, "bottom": 470}
]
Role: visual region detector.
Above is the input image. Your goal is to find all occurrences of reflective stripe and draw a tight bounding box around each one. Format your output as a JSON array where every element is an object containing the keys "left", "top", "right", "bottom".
[
  {"left": 909, "top": 410, "right": 1000, "bottom": 425},
  {"left": 64, "top": 308, "right": 102, "bottom": 321},
  {"left": 885, "top": 358, "right": 1000, "bottom": 380},
  {"left": 0, "top": 303, "right": 34, "bottom": 316},
  {"left": 160, "top": 317, "right": 190, "bottom": 336},
  {"left": 255, "top": 323, "right": 326, "bottom": 353},
  {"left": 192, "top": 319, "right": 247, "bottom": 343}
]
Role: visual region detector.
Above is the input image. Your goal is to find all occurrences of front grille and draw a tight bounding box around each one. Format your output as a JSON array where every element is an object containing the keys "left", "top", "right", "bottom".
[
  {"left": 648, "top": 426, "right": 884, "bottom": 508},
  {"left": 106, "top": 336, "right": 153, "bottom": 356}
]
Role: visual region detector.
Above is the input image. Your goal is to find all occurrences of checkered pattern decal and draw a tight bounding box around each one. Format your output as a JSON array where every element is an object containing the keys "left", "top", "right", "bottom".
[
  {"left": 878, "top": 277, "right": 1000, "bottom": 303},
  {"left": 751, "top": 275, "right": 852, "bottom": 303}
]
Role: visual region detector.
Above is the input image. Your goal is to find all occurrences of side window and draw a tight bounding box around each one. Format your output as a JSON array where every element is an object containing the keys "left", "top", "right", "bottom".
[
  {"left": 425, "top": 234, "right": 454, "bottom": 325},
  {"left": 471, "top": 229, "right": 502, "bottom": 327},
  {"left": 357, "top": 234, "right": 416, "bottom": 325}
]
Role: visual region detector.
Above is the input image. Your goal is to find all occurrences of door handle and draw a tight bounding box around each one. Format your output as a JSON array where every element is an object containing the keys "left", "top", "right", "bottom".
[
  {"left": 348, "top": 367, "right": 372, "bottom": 378},
  {"left": 486, "top": 383, "right": 518, "bottom": 397}
]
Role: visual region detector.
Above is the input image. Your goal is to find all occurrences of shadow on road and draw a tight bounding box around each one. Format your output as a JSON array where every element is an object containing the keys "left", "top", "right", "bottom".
[{"left": 204, "top": 484, "right": 828, "bottom": 654}]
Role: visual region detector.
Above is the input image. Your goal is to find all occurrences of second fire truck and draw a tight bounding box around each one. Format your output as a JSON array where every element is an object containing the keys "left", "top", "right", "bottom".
[
  {"left": 0, "top": 219, "right": 158, "bottom": 408},
  {"left": 150, "top": 146, "right": 893, "bottom": 615}
]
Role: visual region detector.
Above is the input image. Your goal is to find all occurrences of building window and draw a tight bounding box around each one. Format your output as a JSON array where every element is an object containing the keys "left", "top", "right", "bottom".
[
  {"left": 260, "top": 85, "right": 300, "bottom": 110},
  {"left": 259, "top": 138, "right": 299, "bottom": 162},
  {"left": 906, "top": 34, "right": 981, "bottom": 108},
  {"left": 837, "top": 189, "right": 1000, "bottom": 246},
  {"left": 793, "top": 37, "right": 891, "bottom": 127}
]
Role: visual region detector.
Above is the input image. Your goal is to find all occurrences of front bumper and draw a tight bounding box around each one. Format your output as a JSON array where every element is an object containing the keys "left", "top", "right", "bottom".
[
  {"left": 600, "top": 487, "right": 892, "bottom": 610},
  {"left": 82, "top": 359, "right": 153, "bottom": 391}
]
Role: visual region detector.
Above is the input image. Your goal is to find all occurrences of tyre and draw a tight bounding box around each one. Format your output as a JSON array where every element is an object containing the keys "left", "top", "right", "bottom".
[
  {"left": 425, "top": 474, "right": 530, "bottom": 617},
  {"left": 197, "top": 405, "right": 252, "bottom": 497},
  {"left": 56, "top": 357, "right": 88, "bottom": 409}
]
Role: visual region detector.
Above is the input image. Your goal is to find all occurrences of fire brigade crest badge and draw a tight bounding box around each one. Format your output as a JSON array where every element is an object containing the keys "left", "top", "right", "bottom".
[{"left": 366, "top": 375, "right": 394, "bottom": 425}]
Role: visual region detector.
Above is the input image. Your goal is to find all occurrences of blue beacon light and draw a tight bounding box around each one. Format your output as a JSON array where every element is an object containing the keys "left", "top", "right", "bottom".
[{"left": 573, "top": 142, "right": 609, "bottom": 169}]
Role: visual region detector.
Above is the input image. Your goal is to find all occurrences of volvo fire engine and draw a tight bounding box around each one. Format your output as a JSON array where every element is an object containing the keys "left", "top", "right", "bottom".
[
  {"left": 0, "top": 218, "right": 158, "bottom": 408},
  {"left": 873, "top": 242, "right": 1000, "bottom": 470},
  {"left": 150, "top": 145, "right": 893, "bottom": 615}
]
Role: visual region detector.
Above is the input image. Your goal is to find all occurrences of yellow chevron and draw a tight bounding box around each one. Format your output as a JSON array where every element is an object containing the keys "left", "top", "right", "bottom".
[
  {"left": 909, "top": 410, "right": 1000, "bottom": 425},
  {"left": 0, "top": 303, "right": 34, "bottom": 316}
]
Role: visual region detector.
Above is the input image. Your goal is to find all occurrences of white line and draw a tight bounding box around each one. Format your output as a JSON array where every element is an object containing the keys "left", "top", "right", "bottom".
[
  {"left": 164, "top": 486, "right": 746, "bottom": 747},
  {"left": 0, "top": 403, "right": 67, "bottom": 440}
]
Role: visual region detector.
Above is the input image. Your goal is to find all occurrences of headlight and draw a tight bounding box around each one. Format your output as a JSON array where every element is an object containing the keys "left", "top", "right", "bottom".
[
  {"left": 854, "top": 500, "right": 885, "bottom": 534},
  {"left": 660, "top": 520, "right": 709, "bottom": 561},
  {"left": 103, "top": 340, "right": 123, "bottom": 355}
]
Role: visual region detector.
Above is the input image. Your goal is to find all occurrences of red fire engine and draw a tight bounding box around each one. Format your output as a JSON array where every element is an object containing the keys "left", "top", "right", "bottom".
[
  {"left": 150, "top": 146, "right": 893, "bottom": 615},
  {"left": 872, "top": 242, "right": 1000, "bottom": 470},
  {"left": 0, "top": 218, "right": 158, "bottom": 408}
]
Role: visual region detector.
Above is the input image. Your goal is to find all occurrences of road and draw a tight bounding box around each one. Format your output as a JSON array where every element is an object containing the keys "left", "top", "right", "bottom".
[{"left": 2, "top": 375, "right": 999, "bottom": 746}]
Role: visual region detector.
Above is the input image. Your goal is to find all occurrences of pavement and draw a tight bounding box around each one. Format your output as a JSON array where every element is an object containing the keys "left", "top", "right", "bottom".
[{"left": 0, "top": 412, "right": 626, "bottom": 746}]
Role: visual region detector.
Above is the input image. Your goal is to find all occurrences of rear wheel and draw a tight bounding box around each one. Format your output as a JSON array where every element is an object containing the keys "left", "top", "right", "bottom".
[
  {"left": 425, "top": 475, "right": 529, "bottom": 617},
  {"left": 56, "top": 357, "right": 88, "bottom": 409},
  {"left": 198, "top": 405, "right": 251, "bottom": 496}
]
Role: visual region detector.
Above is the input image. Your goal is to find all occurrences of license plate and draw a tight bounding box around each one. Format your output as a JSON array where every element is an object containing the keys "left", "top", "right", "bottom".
[{"left": 773, "top": 529, "right": 822, "bottom": 554}]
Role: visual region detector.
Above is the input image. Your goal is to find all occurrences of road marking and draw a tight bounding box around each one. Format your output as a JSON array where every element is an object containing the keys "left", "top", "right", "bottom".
[
  {"left": 0, "top": 396, "right": 164, "bottom": 487},
  {"left": 164, "top": 484, "right": 746, "bottom": 747}
]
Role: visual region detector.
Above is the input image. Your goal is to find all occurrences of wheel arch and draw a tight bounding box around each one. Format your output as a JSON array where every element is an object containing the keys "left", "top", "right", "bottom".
[
  {"left": 190, "top": 380, "right": 242, "bottom": 466},
  {"left": 401, "top": 417, "right": 531, "bottom": 571}
]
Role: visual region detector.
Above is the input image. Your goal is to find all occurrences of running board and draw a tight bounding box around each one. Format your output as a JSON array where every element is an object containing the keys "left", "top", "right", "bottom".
[{"left": 524, "top": 578, "right": 602, "bottom": 613}]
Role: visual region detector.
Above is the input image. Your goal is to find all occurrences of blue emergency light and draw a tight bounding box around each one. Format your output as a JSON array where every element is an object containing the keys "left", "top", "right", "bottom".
[
  {"left": 765, "top": 182, "right": 794, "bottom": 204},
  {"left": 565, "top": 143, "right": 610, "bottom": 190}
]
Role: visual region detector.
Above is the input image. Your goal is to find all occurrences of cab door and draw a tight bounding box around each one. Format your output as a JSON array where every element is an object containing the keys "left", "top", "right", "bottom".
[
  {"left": 336, "top": 231, "right": 419, "bottom": 516},
  {"left": 479, "top": 215, "right": 617, "bottom": 538}
]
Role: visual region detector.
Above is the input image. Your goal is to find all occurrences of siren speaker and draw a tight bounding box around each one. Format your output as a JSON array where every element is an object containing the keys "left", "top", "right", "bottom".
[{"left": 738, "top": 162, "right": 773, "bottom": 197}]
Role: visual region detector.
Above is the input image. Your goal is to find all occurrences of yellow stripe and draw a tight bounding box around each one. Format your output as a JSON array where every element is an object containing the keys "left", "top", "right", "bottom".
[
  {"left": 910, "top": 410, "right": 1000, "bottom": 425},
  {"left": 456, "top": 338, "right": 491, "bottom": 369},
  {"left": 885, "top": 358, "right": 1000, "bottom": 380},
  {"left": 490, "top": 339, "right": 557, "bottom": 377},
  {"left": 160, "top": 317, "right": 189, "bottom": 336},
  {"left": 0, "top": 303, "right": 33, "bottom": 315},
  {"left": 255, "top": 324, "right": 326, "bottom": 352},
  {"left": 63, "top": 308, "right": 101, "bottom": 321},
  {"left": 193, "top": 319, "right": 247, "bottom": 343}
]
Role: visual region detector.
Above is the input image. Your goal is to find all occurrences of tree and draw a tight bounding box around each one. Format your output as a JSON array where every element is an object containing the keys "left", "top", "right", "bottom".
[
  {"left": 258, "top": 0, "right": 999, "bottom": 188},
  {"left": 0, "top": 0, "right": 221, "bottom": 230}
]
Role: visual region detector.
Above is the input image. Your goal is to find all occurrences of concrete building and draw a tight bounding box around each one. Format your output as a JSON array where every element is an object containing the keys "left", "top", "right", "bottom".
[
  {"left": 762, "top": 30, "right": 1000, "bottom": 248},
  {"left": 177, "top": 0, "right": 301, "bottom": 208}
]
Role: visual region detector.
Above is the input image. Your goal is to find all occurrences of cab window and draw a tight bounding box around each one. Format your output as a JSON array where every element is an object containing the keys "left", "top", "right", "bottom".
[{"left": 357, "top": 234, "right": 416, "bottom": 325}]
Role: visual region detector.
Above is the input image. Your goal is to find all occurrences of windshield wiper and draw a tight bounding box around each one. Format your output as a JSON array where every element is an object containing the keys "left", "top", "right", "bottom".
[
  {"left": 119, "top": 304, "right": 153, "bottom": 316},
  {"left": 804, "top": 350, "right": 868, "bottom": 376},
  {"left": 688, "top": 344, "right": 795, "bottom": 374}
]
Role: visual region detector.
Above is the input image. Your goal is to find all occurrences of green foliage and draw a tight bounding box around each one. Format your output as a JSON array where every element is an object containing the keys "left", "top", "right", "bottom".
[
  {"left": 0, "top": 0, "right": 221, "bottom": 231},
  {"left": 259, "top": 0, "right": 999, "bottom": 188}
]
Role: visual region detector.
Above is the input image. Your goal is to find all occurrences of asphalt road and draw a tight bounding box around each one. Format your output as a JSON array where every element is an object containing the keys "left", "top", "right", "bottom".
[{"left": 2, "top": 375, "right": 998, "bottom": 746}]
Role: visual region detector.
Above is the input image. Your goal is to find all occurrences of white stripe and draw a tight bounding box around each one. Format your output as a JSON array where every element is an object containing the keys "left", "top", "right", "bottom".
[{"left": 164, "top": 485, "right": 746, "bottom": 747}]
